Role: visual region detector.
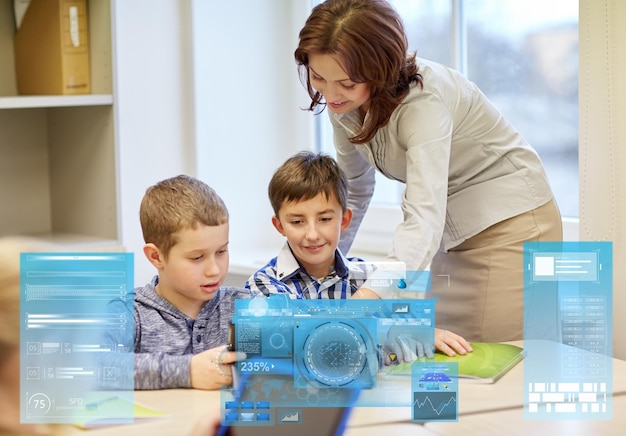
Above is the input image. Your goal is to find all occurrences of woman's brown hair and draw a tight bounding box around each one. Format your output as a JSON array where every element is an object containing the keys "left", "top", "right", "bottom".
[{"left": 295, "top": 0, "right": 423, "bottom": 144}]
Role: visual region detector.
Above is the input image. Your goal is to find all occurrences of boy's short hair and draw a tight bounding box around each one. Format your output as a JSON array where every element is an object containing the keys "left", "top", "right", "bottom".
[
  {"left": 139, "top": 175, "right": 228, "bottom": 258},
  {"left": 269, "top": 151, "right": 348, "bottom": 216}
]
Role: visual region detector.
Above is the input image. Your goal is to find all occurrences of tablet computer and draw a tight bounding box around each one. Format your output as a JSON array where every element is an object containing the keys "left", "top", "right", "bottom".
[
  {"left": 217, "top": 357, "right": 360, "bottom": 436},
  {"left": 217, "top": 405, "right": 355, "bottom": 436}
]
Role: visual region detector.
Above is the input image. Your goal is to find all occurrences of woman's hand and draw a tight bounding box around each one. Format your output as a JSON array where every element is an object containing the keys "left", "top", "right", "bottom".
[
  {"left": 382, "top": 326, "right": 472, "bottom": 364},
  {"left": 382, "top": 325, "right": 435, "bottom": 361},
  {"left": 434, "top": 328, "right": 473, "bottom": 357}
]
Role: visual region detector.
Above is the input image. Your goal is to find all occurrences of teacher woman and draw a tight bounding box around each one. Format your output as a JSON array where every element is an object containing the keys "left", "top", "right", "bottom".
[{"left": 294, "top": 0, "right": 563, "bottom": 342}]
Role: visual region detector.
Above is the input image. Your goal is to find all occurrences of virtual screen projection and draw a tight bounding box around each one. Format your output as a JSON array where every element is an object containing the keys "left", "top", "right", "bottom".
[
  {"left": 220, "top": 267, "right": 454, "bottom": 429},
  {"left": 524, "top": 241, "right": 613, "bottom": 420},
  {"left": 20, "top": 252, "right": 134, "bottom": 425},
  {"left": 411, "top": 361, "right": 458, "bottom": 422}
]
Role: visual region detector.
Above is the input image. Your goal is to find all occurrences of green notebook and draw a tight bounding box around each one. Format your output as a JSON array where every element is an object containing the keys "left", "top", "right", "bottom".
[{"left": 383, "top": 342, "right": 525, "bottom": 384}]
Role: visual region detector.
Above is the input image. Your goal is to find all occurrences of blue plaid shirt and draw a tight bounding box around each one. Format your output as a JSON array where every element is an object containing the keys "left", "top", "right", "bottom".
[{"left": 245, "top": 242, "right": 372, "bottom": 299}]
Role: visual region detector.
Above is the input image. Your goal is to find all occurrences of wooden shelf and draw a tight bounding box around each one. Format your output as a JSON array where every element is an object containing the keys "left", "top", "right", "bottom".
[
  {"left": 13, "top": 233, "right": 124, "bottom": 251},
  {"left": 0, "top": 0, "right": 118, "bottom": 245},
  {"left": 0, "top": 94, "right": 113, "bottom": 109}
]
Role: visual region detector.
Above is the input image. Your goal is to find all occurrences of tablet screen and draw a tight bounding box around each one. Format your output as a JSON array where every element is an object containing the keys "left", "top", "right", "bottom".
[{"left": 218, "top": 358, "right": 359, "bottom": 436}]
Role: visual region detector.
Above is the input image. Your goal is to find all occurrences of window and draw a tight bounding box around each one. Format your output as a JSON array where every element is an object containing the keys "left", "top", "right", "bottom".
[{"left": 317, "top": 0, "right": 579, "bottom": 237}]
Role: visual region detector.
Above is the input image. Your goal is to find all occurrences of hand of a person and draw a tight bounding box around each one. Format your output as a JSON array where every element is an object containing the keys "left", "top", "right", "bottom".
[
  {"left": 190, "top": 345, "right": 246, "bottom": 390},
  {"left": 381, "top": 326, "right": 473, "bottom": 364},
  {"left": 434, "top": 328, "right": 473, "bottom": 357},
  {"left": 382, "top": 325, "right": 435, "bottom": 362}
]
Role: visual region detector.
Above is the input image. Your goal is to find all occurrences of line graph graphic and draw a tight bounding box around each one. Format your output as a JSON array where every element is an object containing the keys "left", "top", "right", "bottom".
[{"left": 413, "top": 392, "right": 457, "bottom": 421}]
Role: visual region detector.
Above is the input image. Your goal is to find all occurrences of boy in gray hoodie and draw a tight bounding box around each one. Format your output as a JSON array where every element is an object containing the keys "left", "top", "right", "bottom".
[{"left": 106, "top": 175, "right": 248, "bottom": 390}]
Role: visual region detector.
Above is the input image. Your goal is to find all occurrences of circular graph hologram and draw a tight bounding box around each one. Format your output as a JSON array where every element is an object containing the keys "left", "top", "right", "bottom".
[{"left": 301, "top": 321, "right": 368, "bottom": 387}]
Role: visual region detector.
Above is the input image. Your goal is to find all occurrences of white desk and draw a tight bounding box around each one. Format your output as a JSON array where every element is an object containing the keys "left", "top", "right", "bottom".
[
  {"left": 344, "top": 422, "right": 439, "bottom": 436},
  {"left": 348, "top": 339, "right": 626, "bottom": 427},
  {"left": 344, "top": 396, "right": 626, "bottom": 436},
  {"left": 68, "top": 340, "right": 626, "bottom": 435},
  {"left": 66, "top": 389, "right": 220, "bottom": 436},
  {"left": 422, "top": 394, "right": 626, "bottom": 436}
]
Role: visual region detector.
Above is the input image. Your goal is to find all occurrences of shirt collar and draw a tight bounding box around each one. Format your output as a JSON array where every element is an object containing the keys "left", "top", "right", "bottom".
[
  {"left": 275, "top": 242, "right": 301, "bottom": 281},
  {"left": 275, "top": 241, "right": 352, "bottom": 281},
  {"left": 333, "top": 248, "right": 352, "bottom": 278}
]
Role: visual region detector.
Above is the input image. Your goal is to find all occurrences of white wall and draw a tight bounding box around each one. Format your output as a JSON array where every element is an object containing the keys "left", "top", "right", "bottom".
[
  {"left": 113, "top": 0, "right": 196, "bottom": 284},
  {"left": 111, "top": 1, "right": 625, "bottom": 360},
  {"left": 113, "top": 1, "right": 314, "bottom": 284},
  {"left": 190, "top": 1, "right": 314, "bottom": 279},
  {"left": 579, "top": 0, "right": 626, "bottom": 360}
]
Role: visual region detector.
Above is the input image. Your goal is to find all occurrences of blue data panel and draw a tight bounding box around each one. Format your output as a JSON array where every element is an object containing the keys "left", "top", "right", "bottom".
[
  {"left": 524, "top": 242, "right": 612, "bottom": 420},
  {"left": 221, "top": 294, "right": 437, "bottom": 429},
  {"left": 20, "top": 252, "right": 134, "bottom": 425},
  {"left": 361, "top": 266, "right": 431, "bottom": 295},
  {"left": 411, "top": 362, "right": 458, "bottom": 422},
  {"left": 531, "top": 251, "right": 599, "bottom": 282},
  {"left": 231, "top": 296, "right": 436, "bottom": 397}
]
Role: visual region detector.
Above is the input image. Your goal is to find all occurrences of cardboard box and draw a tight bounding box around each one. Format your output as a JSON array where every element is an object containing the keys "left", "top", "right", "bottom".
[{"left": 14, "top": 0, "right": 91, "bottom": 95}]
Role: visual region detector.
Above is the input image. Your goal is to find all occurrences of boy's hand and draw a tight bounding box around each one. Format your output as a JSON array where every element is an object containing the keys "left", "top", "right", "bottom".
[
  {"left": 434, "top": 328, "right": 473, "bottom": 357},
  {"left": 190, "top": 345, "right": 246, "bottom": 390}
]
